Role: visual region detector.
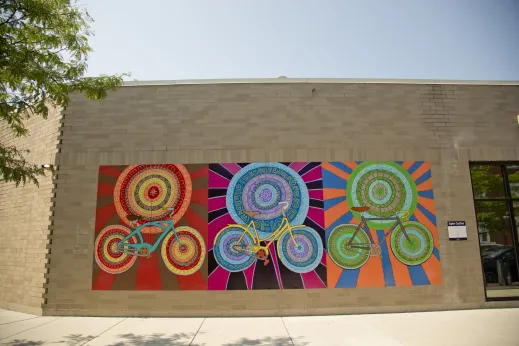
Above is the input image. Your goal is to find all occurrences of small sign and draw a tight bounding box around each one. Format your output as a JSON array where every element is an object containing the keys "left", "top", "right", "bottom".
[{"left": 448, "top": 221, "right": 467, "bottom": 240}]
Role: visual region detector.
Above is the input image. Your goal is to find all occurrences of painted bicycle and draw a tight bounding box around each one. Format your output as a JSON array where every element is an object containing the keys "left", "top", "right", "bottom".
[
  {"left": 95, "top": 207, "right": 206, "bottom": 275},
  {"left": 327, "top": 206, "right": 434, "bottom": 269},
  {"left": 213, "top": 202, "right": 323, "bottom": 273}
]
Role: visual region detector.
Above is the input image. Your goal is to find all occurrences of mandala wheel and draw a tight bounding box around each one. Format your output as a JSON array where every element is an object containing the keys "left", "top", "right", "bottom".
[
  {"left": 161, "top": 226, "right": 205, "bottom": 275},
  {"left": 277, "top": 227, "right": 323, "bottom": 273},
  {"left": 213, "top": 226, "right": 256, "bottom": 272},
  {"left": 390, "top": 221, "right": 434, "bottom": 266},
  {"left": 347, "top": 162, "right": 417, "bottom": 229},
  {"left": 95, "top": 225, "right": 137, "bottom": 274},
  {"left": 327, "top": 224, "right": 371, "bottom": 270},
  {"left": 114, "top": 164, "right": 192, "bottom": 234},
  {"left": 226, "top": 162, "right": 309, "bottom": 238}
]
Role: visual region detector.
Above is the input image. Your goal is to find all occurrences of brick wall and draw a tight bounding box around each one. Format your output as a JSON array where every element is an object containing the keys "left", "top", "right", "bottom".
[
  {"left": 0, "top": 106, "right": 62, "bottom": 315},
  {"left": 44, "top": 82, "right": 519, "bottom": 316}
]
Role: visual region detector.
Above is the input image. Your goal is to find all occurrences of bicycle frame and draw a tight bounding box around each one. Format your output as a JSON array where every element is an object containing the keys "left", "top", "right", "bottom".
[
  {"left": 118, "top": 219, "right": 183, "bottom": 255},
  {"left": 234, "top": 216, "right": 303, "bottom": 254},
  {"left": 346, "top": 214, "right": 411, "bottom": 251}
]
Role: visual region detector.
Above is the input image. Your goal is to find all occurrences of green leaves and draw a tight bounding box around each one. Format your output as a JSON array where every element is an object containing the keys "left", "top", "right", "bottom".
[
  {"left": 0, "top": 145, "right": 44, "bottom": 186},
  {"left": 1, "top": 0, "right": 127, "bottom": 186}
]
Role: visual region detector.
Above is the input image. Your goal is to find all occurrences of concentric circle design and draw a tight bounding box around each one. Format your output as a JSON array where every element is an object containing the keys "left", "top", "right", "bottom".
[
  {"left": 114, "top": 164, "right": 192, "bottom": 234},
  {"left": 161, "top": 226, "right": 205, "bottom": 275},
  {"left": 327, "top": 224, "right": 370, "bottom": 269},
  {"left": 277, "top": 227, "right": 323, "bottom": 273},
  {"left": 94, "top": 225, "right": 137, "bottom": 274},
  {"left": 213, "top": 226, "right": 256, "bottom": 272},
  {"left": 226, "top": 163, "right": 309, "bottom": 238},
  {"left": 347, "top": 162, "right": 417, "bottom": 229},
  {"left": 390, "top": 221, "right": 434, "bottom": 266},
  {"left": 253, "top": 181, "right": 281, "bottom": 210}
]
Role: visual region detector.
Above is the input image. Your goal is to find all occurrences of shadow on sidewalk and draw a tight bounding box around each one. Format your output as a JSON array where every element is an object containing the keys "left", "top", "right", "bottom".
[
  {"left": 108, "top": 332, "right": 198, "bottom": 345},
  {"left": 221, "top": 336, "right": 308, "bottom": 346},
  {"left": 1, "top": 334, "right": 94, "bottom": 346},
  {"left": 1, "top": 341, "right": 44, "bottom": 346},
  {"left": 1, "top": 333, "right": 308, "bottom": 346}
]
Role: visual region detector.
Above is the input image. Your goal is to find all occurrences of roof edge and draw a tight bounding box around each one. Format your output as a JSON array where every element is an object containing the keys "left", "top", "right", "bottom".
[{"left": 123, "top": 78, "right": 519, "bottom": 87}]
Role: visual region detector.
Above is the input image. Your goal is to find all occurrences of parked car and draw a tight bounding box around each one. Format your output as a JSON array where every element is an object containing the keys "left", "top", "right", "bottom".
[
  {"left": 482, "top": 246, "right": 518, "bottom": 284},
  {"left": 480, "top": 244, "right": 503, "bottom": 257}
]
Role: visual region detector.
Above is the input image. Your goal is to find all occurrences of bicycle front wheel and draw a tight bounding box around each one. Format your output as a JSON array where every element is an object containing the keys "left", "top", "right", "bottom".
[
  {"left": 327, "top": 224, "right": 371, "bottom": 270},
  {"left": 213, "top": 225, "right": 255, "bottom": 272},
  {"left": 161, "top": 226, "right": 206, "bottom": 276},
  {"left": 390, "top": 221, "right": 434, "bottom": 266},
  {"left": 277, "top": 227, "right": 323, "bottom": 273}
]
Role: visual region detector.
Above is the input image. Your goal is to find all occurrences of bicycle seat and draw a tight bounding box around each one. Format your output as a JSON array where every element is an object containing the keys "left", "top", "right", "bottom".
[
  {"left": 126, "top": 214, "right": 141, "bottom": 221},
  {"left": 351, "top": 206, "right": 370, "bottom": 212},
  {"left": 244, "top": 211, "right": 261, "bottom": 218}
]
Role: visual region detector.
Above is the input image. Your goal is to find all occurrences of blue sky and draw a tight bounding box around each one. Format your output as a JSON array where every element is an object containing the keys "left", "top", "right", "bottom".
[{"left": 82, "top": 0, "right": 519, "bottom": 81}]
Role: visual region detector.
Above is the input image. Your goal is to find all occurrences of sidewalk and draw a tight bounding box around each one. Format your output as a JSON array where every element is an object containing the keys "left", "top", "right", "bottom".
[{"left": 1, "top": 308, "right": 518, "bottom": 346}]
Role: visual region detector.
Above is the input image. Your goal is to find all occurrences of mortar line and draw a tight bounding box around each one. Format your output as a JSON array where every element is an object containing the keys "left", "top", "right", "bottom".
[
  {"left": 188, "top": 317, "right": 206, "bottom": 346},
  {"left": 78, "top": 317, "right": 127, "bottom": 346},
  {"left": 0, "top": 317, "right": 62, "bottom": 342},
  {"left": 281, "top": 317, "right": 295, "bottom": 346}
]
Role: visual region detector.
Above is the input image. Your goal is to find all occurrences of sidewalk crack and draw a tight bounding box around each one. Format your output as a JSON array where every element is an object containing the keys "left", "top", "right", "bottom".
[
  {"left": 0, "top": 316, "right": 40, "bottom": 326},
  {"left": 188, "top": 317, "right": 206, "bottom": 346},
  {"left": 77, "top": 317, "right": 127, "bottom": 346},
  {"left": 0, "top": 317, "right": 62, "bottom": 342},
  {"left": 281, "top": 317, "right": 295, "bottom": 346}
]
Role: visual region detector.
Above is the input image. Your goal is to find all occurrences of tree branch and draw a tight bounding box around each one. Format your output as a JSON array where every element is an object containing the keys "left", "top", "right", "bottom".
[{"left": 0, "top": 7, "right": 21, "bottom": 26}]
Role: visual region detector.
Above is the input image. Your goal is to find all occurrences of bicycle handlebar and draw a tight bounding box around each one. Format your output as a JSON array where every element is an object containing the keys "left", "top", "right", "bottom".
[
  {"left": 278, "top": 202, "right": 289, "bottom": 217},
  {"left": 278, "top": 202, "right": 289, "bottom": 210},
  {"left": 396, "top": 210, "right": 410, "bottom": 219},
  {"left": 160, "top": 207, "right": 175, "bottom": 217}
]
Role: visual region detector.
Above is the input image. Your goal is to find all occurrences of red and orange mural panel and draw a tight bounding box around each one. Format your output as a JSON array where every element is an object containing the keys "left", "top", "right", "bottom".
[{"left": 93, "top": 164, "right": 208, "bottom": 290}]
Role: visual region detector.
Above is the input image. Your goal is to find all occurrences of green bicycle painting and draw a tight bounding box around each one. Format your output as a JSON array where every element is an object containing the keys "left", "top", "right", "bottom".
[{"left": 323, "top": 161, "right": 441, "bottom": 288}]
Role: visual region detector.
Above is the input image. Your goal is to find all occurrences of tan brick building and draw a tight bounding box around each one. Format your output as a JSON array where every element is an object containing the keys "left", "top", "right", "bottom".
[{"left": 1, "top": 78, "right": 519, "bottom": 317}]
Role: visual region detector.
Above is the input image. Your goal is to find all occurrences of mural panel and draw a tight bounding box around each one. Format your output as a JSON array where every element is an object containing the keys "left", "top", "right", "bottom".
[
  {"left": 323, "top": 161, "right": 441, "bottom": 288},
  {"left": 208, "top": 162, "right": 327, "bottom": 290},
  {"left": 92, "top": 164, "right": 208, "bottom": 290},
  {"left": 92, "top": 161, "right": 441, "bottom": 291}
]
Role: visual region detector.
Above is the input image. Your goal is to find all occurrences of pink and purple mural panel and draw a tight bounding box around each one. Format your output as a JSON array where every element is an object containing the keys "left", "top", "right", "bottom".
[{"left": 208, "top": 162, "right": 327, "bottom": 290}]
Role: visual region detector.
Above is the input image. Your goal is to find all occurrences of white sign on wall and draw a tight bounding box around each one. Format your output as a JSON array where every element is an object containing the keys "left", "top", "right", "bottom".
[{"left": 448, "top": 221, "right": 467, "bottom": 240}]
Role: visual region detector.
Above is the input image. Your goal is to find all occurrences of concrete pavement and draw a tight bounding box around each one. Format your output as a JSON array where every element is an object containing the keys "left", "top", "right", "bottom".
[{"left": 0, "top": 308, "right": 518, "bottom": 346}]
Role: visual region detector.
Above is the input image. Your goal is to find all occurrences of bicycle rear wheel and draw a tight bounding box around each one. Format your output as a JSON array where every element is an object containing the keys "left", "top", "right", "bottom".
[
  {"left": 390, "top": 221, "right": 434, "bottom": 266},
  {"left": 327, "top": 224, "right": 370, "bottom": 269},
  {"left": 95, "top": 225, "right": 137, "bottom": 274},
  {"left": 277, "top": 227, "right": 323, "bottom": 273},
  {"left": 161, "top": 226, "right": 206, "bottom": 276},
  {"left": 213, "top": 225, "right": 255, "bottom": 272}
]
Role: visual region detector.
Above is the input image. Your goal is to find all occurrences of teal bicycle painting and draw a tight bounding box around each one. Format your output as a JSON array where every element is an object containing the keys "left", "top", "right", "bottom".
[{"left": 94, "top": 207, "right": 206, "bottom": 275}]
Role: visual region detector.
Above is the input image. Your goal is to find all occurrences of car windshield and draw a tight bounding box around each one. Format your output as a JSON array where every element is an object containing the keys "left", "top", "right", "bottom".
[
  {"left": 481, "top": 245, "right": 502, "bottom": 256},
  {"left": 483, "top": 247, "right": 511, "bottom": 259}
]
